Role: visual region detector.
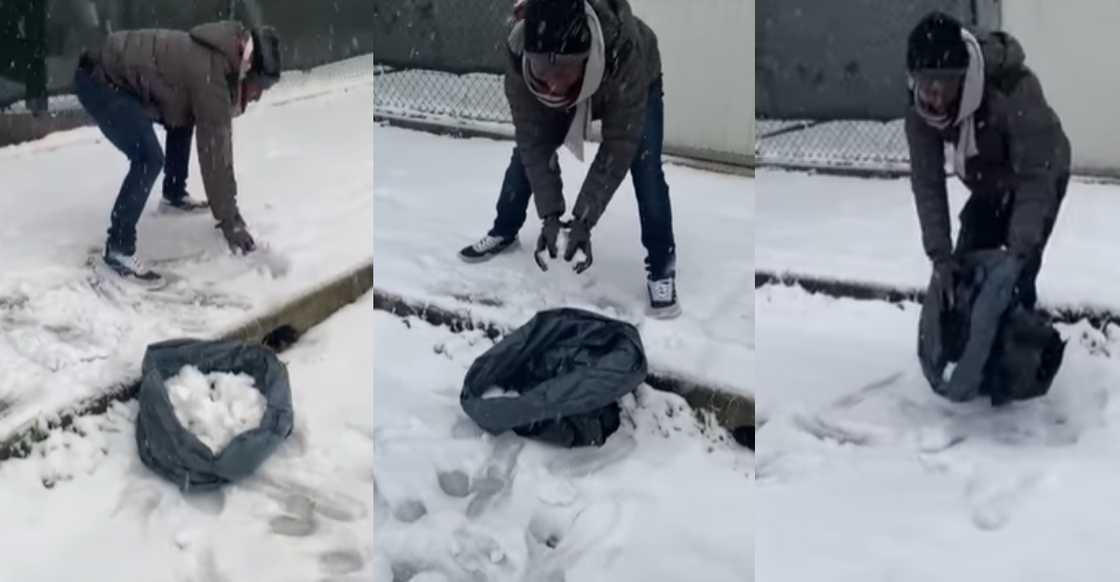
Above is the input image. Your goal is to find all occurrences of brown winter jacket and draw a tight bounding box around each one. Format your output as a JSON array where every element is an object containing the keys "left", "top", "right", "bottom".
[
  {"left": 88, "top": 21, "right": 251, "bottom": 227},
  {"left": 905, "top": 29, "right": 1071, "bottom": 262},
  {"left": 505, "top": 0, "right": 662, "bottom": 230}
]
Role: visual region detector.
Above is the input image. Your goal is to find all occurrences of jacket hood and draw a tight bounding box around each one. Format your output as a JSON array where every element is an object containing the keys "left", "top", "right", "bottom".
[
  {"left": 511, "top": 0, "right": 632, "bottom": 58},
  {"left": 189, "top": 21, "right": 247, "bottom": 74},
  {"left": 976, "top": 29, "right": 1025, "bottom": 77},
  {"left": 588, "top": 0, "right": 635, "bottom": 55}
]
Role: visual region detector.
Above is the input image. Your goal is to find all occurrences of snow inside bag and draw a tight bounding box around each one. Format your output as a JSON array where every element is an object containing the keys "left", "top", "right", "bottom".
[
  {"left": 136, "top": 339, "right": 294, "bottom": 491},
  {"left": 166, "top": 366, "right": 267, "bottom": 453},
  {"left": 460, "top": 308, "right": 647, "bottom": 448},
  {"left": 918, "top": 249, "right": 1066, "bottom": 405}
]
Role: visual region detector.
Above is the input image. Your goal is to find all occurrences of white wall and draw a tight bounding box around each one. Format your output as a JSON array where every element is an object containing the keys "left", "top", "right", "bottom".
[
  {"left": 628, "top": 0, "right": 755, "bottom": 165},
  {"left": 1002, "top": 1, "right": 1120, "bottom": 175}
]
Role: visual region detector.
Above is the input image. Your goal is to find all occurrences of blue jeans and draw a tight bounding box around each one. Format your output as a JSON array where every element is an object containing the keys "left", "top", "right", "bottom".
[
  {"left": 74, "top": 65, "right": 193, "bottom": 255},
  {"left": 489, "top": 78, "right": 676, "bottom": 278}
]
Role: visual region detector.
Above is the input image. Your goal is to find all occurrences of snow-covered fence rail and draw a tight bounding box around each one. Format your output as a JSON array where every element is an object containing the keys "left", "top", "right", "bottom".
[
  {"left": 755, "top": 269, "right": 1120, "bottom": 331},
  {"left": 372, "top": 288, "right": 756, "bottom": 449}
]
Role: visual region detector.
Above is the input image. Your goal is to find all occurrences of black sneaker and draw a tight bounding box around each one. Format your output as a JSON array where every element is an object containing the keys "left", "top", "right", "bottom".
[
  {"left": 646, "top": 276, "right": 681, "bottom": 319},
  {"left": 103, "top": 250, "right": 163, "bottom": 284},
  {"left": 459, "top": 234, "right": 518, "bottom": 263},
  {"left": 159, "top": 194, "right": 209, "bottom": 213}
]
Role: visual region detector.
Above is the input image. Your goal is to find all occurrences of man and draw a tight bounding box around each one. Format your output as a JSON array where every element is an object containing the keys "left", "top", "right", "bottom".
[
  {"left": 458, "top": 0, "right": 679, "bottom": 319},
  {"left": 905, "top": 12, "right": 1070, "bottom": 310},
  {"left": 74, "top": 21, "right": 282, "bottom": 283}
]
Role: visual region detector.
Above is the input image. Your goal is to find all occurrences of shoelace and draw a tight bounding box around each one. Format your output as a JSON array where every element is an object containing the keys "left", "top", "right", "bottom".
[
  {"left": 471, "top": 235, "right": 504, "bottom": 253},
  {"left": 649, "top": 278, "right": 674, "bottom": 302}
]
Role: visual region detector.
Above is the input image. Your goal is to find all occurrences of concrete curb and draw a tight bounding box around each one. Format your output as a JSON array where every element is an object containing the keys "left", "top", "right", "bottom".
[
  {"left": 755, "top": 268, "right": 1120, "bottom": 329},
  {"left": 372, "top": 288, "right": 755, "bottom": 449},
  {"left": 0, "top": 108, "right": 92, "bottom": 147},
  {"left": 0, "top": 262, "right": 374, "bottom": 462},
  {"left": 373, "top": 112, "right": 756, "bottom": 178}
]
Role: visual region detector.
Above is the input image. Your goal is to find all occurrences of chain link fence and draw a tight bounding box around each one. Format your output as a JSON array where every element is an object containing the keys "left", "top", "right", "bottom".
[
  {"left": 755, "top": 119, "right": 910, "bottom": 174},
  {"left": 373, "top": 65, "right": 912, "bottom": 174},
  {"left": 374, "top": 67, "right": 509, "bottom": 124}
]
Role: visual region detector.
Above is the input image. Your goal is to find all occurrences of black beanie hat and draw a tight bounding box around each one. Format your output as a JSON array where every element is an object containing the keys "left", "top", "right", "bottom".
[
  {"left": 250, "top": 26, "right": 282, "bottom": 80},
  {"left": 907, "top": 12, "right": 968, "bottom": 74},
  {"left": 524, "top": 0, "right": 591, "bottom": 56}
]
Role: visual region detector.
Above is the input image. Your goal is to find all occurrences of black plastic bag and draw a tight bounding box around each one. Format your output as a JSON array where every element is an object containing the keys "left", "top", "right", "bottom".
[
  {"left": 135, "top": 339, "right": 294, "bottom": 491},
  {"left": 918, "top": 250, "right": 1065, "bottom": 405},
  {"left": 461, "top": 308, "right": 648, "bottom": 447}
]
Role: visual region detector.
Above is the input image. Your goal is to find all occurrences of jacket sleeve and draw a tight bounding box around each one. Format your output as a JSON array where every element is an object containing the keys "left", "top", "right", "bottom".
[
  {"left": 1004, "top": 73, "right": 1066, "bottom": 258},
  {"left": 192, "top": 80, "right": 241, "bottom": 227},
  {"left": 905, "top": 107, "right": 952, "bottom": 261},
  {"left": 571, "top": 57, "right": 648, "bottom": 229},
  {"left": 505, "top": 70, "right": 569, "bottom": 220}
]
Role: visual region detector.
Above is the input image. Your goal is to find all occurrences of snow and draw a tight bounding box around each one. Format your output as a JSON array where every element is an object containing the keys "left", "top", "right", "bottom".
[
  {"left": 756, "top": 168, "right": 1120, "bottom": 313},
  {"left": 373, "top": 125, "right": 754, "bottom": 395},
  {"left": 0, "top": 294, "right": 374, "bottom": 581},
  {"left": 372, "top": 310, "right": 753, "bottom": 581},
  {"left": 0, "top": 54, "right": 373, "bottom": 443},
  {"left": 166, "top": 366, "right": 266, "bottom": 454},
  {"left": 755, "top": 283, "right": 1120, "bottom": 580}
]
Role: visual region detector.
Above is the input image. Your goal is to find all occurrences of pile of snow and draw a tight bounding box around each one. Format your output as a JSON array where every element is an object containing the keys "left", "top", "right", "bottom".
[
  {"left": 167, "top": 365, "right": 266, "bottom": 453},
  {"left": 481, "top": 385, "right": 519, "bottom": 399}
]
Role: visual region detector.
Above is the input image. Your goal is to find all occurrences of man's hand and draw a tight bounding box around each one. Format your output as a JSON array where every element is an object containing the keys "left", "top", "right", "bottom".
[
  {"left": 219, "top": 219, "right": 256, "bottom": 254},
  {"left": 563, "top": 219, "right": 593, "bottom": 274},
  {"left": 534, "top": 216, "right": 562, "bottom": 271},
  {"left": 932, "top": 255, "right": 960, "bottom": 310}
]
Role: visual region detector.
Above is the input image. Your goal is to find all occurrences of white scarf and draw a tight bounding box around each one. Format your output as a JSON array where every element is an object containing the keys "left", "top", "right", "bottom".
[
  {"left": 913, "top": 28, "right": 985, "bottom": 174},
  {"left": 510, "top": 1, "right": 606, "bottom": 162}
]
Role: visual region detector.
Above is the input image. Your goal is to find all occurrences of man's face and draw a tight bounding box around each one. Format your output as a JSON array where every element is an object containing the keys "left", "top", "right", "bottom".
[
  {"left": 915, "top": 74, "right": 963, "bottom": 117},
  {"left": 527, "top": 56, "right": 586, "bottom": 100},
  {"left": 243, "top": 79, "right": 265, "bottom": 104},
  {"left": 239, "top": 77, "right": 269, "bottom": 113}
]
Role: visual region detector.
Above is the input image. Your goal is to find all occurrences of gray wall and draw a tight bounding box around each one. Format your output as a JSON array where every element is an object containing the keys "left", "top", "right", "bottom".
[
  {"left": 756, "top": 0, "right": 998, "bottom": 120},
  {"left": 1, "top": 0, "right": 372, "bottom": 108},
  {"left": 373, "top": 0, "right": 509, "bottom": 74}
]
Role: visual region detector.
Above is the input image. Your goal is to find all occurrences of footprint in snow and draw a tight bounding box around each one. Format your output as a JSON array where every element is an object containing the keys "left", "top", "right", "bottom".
[
  {"left": 183, "top": 489, "right": 226, "bottom": 516},
  {"left": 392, "top": 499, "right": 428, "bottom": 523},
  {"left": 966, "top": 470, "right": 1044, "bottom": 531},
  {"left": 269, "top": 514, "right": 318, "bottom": 537},
  {"left": 449, "top": 526, "right": 513, "bottom": 578},
  {"left": 319, "top": 549, "right": 366, "bottom": 575},
  {"left": 546, "top": 433, "right": 637, "bottom": 478}
]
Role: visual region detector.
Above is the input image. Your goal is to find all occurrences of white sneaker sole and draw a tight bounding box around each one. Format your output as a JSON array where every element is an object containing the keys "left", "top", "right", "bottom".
[
  {"left": 647, "top": 302, "right": 682, "bottom": 320},
  {"left": 157, "top": 200, "right": 209, "bottom": 215},
  {"left": 458, "top": 239, "right": 520, "bottom": 263},
  {"left": 95, "top": 260, "right": 167, "bottom": 290}
]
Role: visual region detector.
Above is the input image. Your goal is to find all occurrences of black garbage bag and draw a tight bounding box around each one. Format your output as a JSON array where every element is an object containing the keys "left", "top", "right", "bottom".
[
  {"left": 918, "top": 250, "right": 1066, "bottom": 405},
  {"left": 461, "top": 308, "right": 648, "bottom": 448},
  {"left": 135, "top": 339, "right": 295, "bottom": 491}
]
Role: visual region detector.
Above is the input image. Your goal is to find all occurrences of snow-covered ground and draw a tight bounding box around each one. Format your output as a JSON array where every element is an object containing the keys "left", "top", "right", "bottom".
[
  {"left": 0, "top": 55, "right": 374, "bottom": 443},
  {"left": 755, "top": 284, "right": 1120, "bottom": 581},
  {"left": 756, "top": 168, "right": 1120, "bottom": 312},
  {"left": 372, "top": 310, "right": 753, "bottom": 581},
  {"left": 373, "top": 125, "right": 754, "bottom": 394},
  {"left": 0, "top": 294, "right": 374, "bottom": 582}
]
